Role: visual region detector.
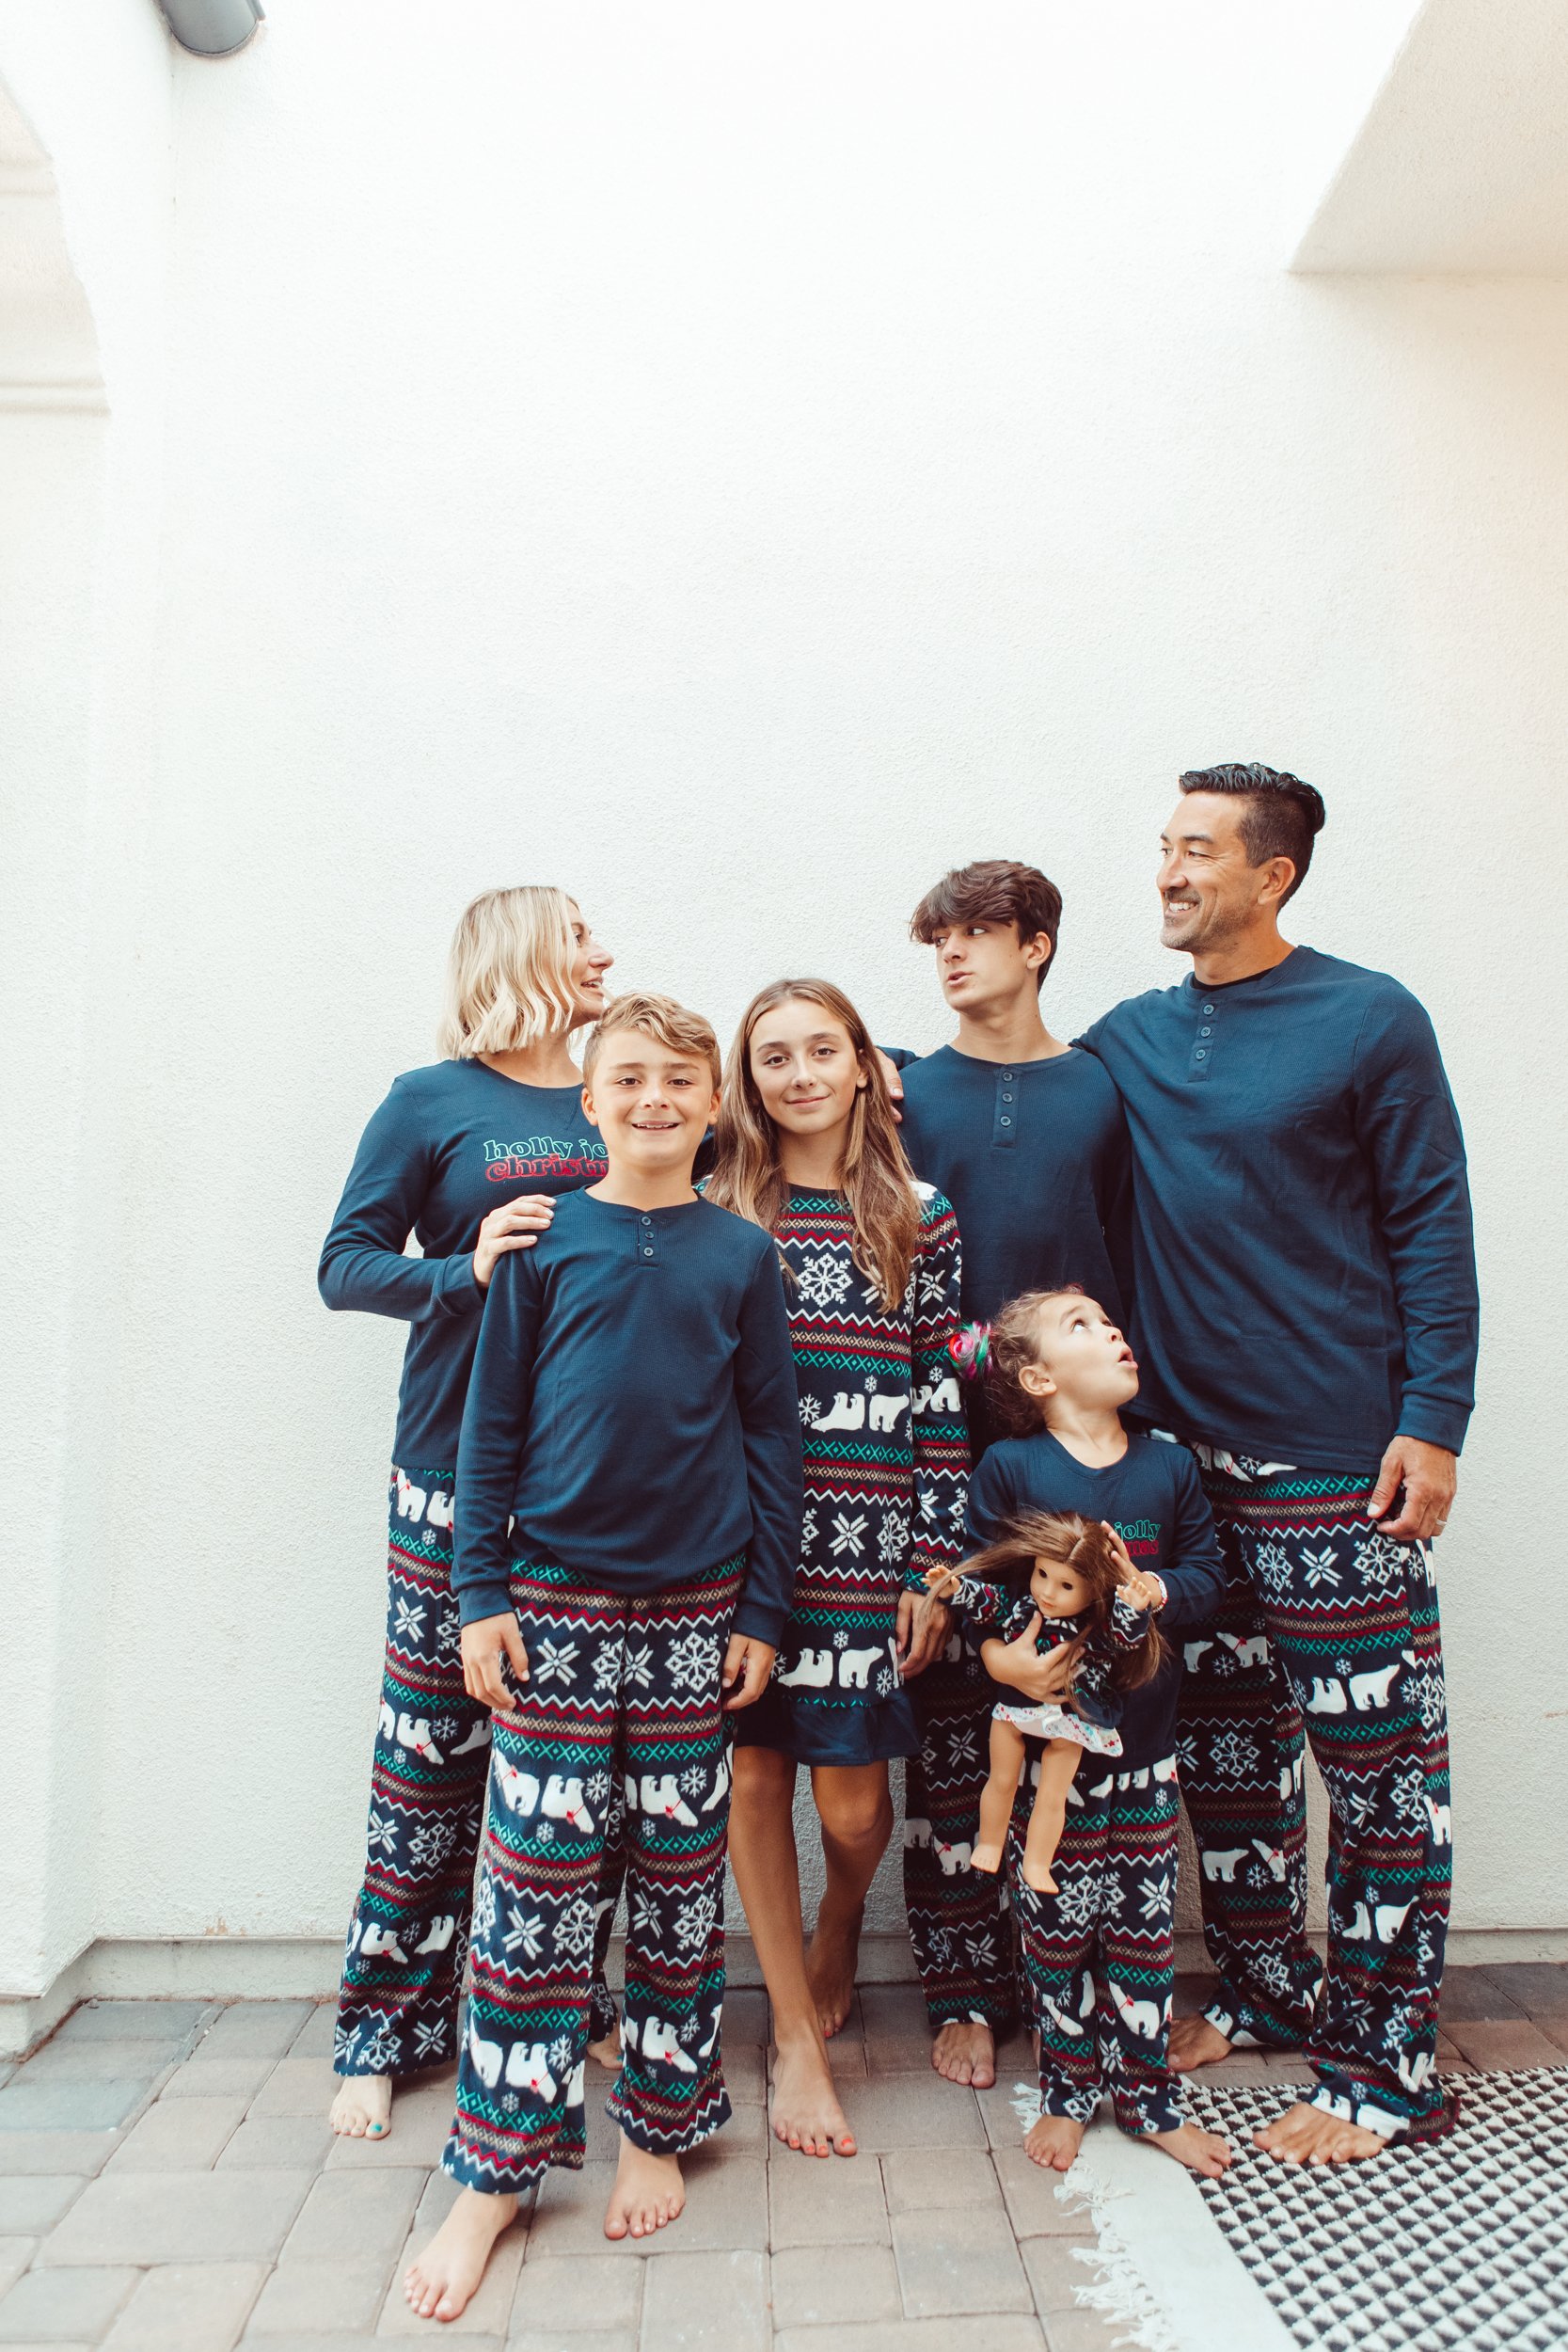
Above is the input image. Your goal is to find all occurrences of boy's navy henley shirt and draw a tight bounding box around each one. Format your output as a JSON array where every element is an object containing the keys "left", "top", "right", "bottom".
[{"left": 452, "top": 1189, "right": 803, "bottom": 1645}]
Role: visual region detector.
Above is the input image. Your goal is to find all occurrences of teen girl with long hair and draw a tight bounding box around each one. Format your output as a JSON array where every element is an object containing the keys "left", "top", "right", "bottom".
[
  {"left": 319, "top": 886, "right": 618, "bottom": 2142},
  {"left": 705, "top": 978, "right": 967, "bottom": 2160}
]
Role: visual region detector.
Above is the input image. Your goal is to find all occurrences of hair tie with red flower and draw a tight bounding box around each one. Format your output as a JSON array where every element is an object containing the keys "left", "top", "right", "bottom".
[{"left": 948, "top": 1322, "right": 991, "bottom": 1380}]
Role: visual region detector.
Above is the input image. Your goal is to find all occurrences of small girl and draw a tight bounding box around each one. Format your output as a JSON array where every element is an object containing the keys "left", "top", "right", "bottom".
[
  {"left": 939, "top": 1284, "right": 1232, "bottom": 2180},
  {"left": 929, "top": 1510, "right": 1164, "bottom": 1894}
]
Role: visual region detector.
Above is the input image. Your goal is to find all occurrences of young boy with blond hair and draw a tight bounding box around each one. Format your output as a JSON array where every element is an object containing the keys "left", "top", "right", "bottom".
[{"left": 404, "top": 993, "right": 802, "bottom": 2321}]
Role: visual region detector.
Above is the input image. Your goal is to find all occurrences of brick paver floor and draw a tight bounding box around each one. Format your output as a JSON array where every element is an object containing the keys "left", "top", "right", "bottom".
[{"left": 0, "top": 1966, "right": 1563, "bottom": 2350}]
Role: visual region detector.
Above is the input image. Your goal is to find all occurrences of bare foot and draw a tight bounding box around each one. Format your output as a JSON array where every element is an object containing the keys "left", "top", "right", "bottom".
[
  {"left": 970, "top": 1839, "right": 1003, "bottom": 1875},
  {"left": 1145, "top": 2121, "right": 1232, "bottom": 2177},
  {"left": 587, "top": 2023, "right": 623, "bottom": 2069},
  {"left": 1019, "top": 1856, "right": 1059, "bottom": 1895},
  {"left": 1255, "top": 2101, "right": 1386, "bottom": 2166},
  {"left": 770, "top": 2035, "right": 857, "bottom": 2156},
  {"left": 805, "top": 1902, "right": 863, "bottom": 2040},
  {"left": 1024, "top": 2112, "right": 1085, "bottom": 2171},
  {"left": 604, "top": 2133, "right": 686, "bottom": 2237},
  {"left": 1168, "top": 2014, "right": 1232, "bottom": 2073},
  {"left": 330, "top": 2074, "right": 391, "bottom": 2139},
  {"left": 403, "top": 2185, "right": 517, "bottom": 2320},
  {"left": 931, "top": 2019, "right": 995, "bottom": 2089}
]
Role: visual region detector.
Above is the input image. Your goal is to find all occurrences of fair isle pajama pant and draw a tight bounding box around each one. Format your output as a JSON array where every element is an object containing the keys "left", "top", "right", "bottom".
[
  {"left": 904, "top": 1642, "right": 1018, "bottom": 2033},
  {"left": 1178, "top": 1458, "right": 1454, "bottom": 2142},
  {"left": 334, "top": 1470, "right": 618, "bottom": 2081},
  {"left": 443, "top": 1557, "right": 742, "bottom": 2192},
  {"left": 1013, "top": 1755, "right": 1185, "bottom": 2135}
]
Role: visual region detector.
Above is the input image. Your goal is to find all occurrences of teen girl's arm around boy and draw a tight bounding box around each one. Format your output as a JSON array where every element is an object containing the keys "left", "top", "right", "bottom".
[
  {"left": 725, "top": 1241, "right": 807, "bottom": 1708},
  {"left": 896, "top": 1193, "right": 969, "bottom": 1679},
  {"left": 318, "top": 1073, "right": 551, "bottom": 1322},
  {"left": 450, "top": 1244, "right": 546, "bottom": 1707}
]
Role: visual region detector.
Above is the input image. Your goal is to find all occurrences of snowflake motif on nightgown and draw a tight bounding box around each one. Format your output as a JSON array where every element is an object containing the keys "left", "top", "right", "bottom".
[
  {"left": 421, "top": 1527, "right": 438, "bottom": 1548},
  {"left": 472, "top": 1873, "right": 498, "bottom": 1941},
  {"left": 393, "top": 1596, "right": 426, "bottom": 1641},
  {"left": 436, "top": 1612, "right": 460, "bottom": 1657},
  {"left": 1098, "top": 1876, "right": 1126, "bottom": 1922},
  {"left": 534, "top": 1822, "right": 555, "bottom": 1847},
  {"left": 623, "top": 1643, "right": 655, "bottom": 1691},
  {"left": 501, "top": 2090, "right": 520, "bottom": 2113},
  {"left": 798, "top": 1392, "right": 819, "bottom": 1428},
  {"left": 1137, "top": 1873, "right": 1172, "bottom": 1923},
  {"left": 801, "top": 1508, "right": 818, "bottom": 1550},
  {"left": 549, "top": 2034, "right": 577, "bottom": 2075},
  {"left": 1176, "top": 1734, "right": 1199, "bottom": 1775},
  {"left": 863, "top": 1375, "right": 879, "bottom": 1393},
  {"left": 667, "top": 1629, "right": 721, "bottom": 1694},
  {"left": 797, "top": 1252, "right": 852, "bottom": 1310},
  {"left": 554, "top": 1898, "right": 596, "bottom": 1961},
  {"left": 366, "top": 1810, "right": 397, "bottom": 1856},
  {"left": 592, "top": 1645, "right": 622, "bottom": 1694},
  {"left": 1334, "top": 1656, "right": 1355, "bottom": 1677},
  {"left": 433, "top": 1715, "right": 459, "bottom": 1743},
  {"left": 630, "top": 1890, "right": 659, "bottom": 1939},
  {"left": 1254, "top": 1541, "right": 1292, "bottom": 1600},
  {"left": 1210, "top": 1728, "right": 1260, "bottom": 1780},
  {"left": 833, "top": 1628, "right": 850, "bottom": 1649},
  {"left": 927, "top": 1926, "right": 954, "bottom": 1968},
  {"left": 1381, "top": 2003, "right": 1417, "bottom": 2059},
  {"left": 358, "top": 2026, "right": 399, "bottom": 2074},
  {"left": 876, "top": 1666, "right": 895, "bottom": 1697},
  {"left": 680, "top": 1766, "right": 706, "bottom": 1798},
  {"left": 532, "top": 1637, "right": 579, "bottom": 1687},
  {"left": 963, "top": 1928, "right": 998, "bottom": 1972},
  {"left": 412, "top": 2019, "right": 447, "bottom": 2062},
  {"left": 879, "top": 1508, "right": 910, "bottom": 1567},
  {"left": 916, "top": 1263, "right": 948, "bottom": 1309},
  {"left": 673, "top": 1895, "right": 719, "bottom": 1951},
  {"left": 946, "top": 1722, "right": 980, "bottom": 1770},
  {"left": 586, "top": 1772, "right": 612, "bottom": 1805},
  {"left": 948, "top": 1495, "right": 967, "bottom": 1533},
  {"left": 831, "top": 1514, "right": 867, "bottom": 1558}
]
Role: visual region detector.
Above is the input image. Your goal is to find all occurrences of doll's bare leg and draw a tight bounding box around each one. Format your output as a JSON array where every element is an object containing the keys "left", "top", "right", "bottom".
[
  {"left": 1020, "top": 1741, "right": 1084, "bottom": 1895},
  {"left": 971, "top": 1720, "right": 1027, "bottom": 1875}
]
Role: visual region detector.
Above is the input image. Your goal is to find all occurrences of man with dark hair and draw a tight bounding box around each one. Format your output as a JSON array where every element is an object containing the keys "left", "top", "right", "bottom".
[
  {"left": 1077, "top": 765, "right": 1477, "bottom": 2167},
  {"left": 893, "top": 858, "right": 1131, "bottom": 2092}
]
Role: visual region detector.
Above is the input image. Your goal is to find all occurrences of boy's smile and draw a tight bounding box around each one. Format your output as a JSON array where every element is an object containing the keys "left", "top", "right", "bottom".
[{"left": 582, "top": 1045, "right": 719, "bottom": 1195}]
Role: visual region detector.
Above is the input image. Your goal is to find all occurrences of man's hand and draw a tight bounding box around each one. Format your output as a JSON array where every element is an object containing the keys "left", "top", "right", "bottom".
[
  {"left": 895, "top": 1589, "right": 949, "bottom": 1680},
  {"left": 1368, "top": 1436, "right": 1457, "bottom": 1542},
  {"left": 473, "top": 1193, "right": 556, "bottom": 1290},
  {"left": 461, "top": 1613, "right": 529, "bottom": 1711},
  {"left": 721, "top": 1633, "right": 776, "bottom": 1710},
  {"left": 981, "top": 1618, "right": 1075, "bottom": 1704},
  {"left": 875, "top": 1049, "right": 905, "bottom": 1123}
]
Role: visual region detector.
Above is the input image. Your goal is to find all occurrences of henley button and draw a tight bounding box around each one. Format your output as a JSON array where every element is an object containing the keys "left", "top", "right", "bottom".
[
  {"left": 1002, "top": 1091, "right": 1014, "bottom": 1102},
  {"left": 641, "top": 1215, "right": 652, "bottom": 1225},
  {"left": 1199, "top": 1026, "right": 1212, "bottom": 1037},
  {"left": 1195, "top": 1049, "right": 1207, "bottom": 1060},
  {"left": 642, "top": 1247, "right": 655, "bottom": 1257},
  {"left": 1000, "top": 1115, "right": 1012, "bottom": 1125},
  {"left": 1202, "top": 1003, "right": 1214, "bottom": 1014}
]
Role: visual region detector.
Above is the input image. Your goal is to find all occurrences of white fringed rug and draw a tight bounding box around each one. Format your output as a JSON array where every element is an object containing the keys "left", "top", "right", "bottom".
[{"left": 1185, "top": 2069, "right": 1568, "bottom": 2352}]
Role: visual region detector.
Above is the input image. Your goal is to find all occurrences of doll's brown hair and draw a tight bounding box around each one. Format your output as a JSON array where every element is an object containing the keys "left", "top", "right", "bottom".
[{"left": 959, "top": 1510, "right": 1164, "bottom": 1698}]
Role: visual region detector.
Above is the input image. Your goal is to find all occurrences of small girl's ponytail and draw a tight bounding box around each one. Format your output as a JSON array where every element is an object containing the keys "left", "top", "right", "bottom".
[{"left": 948, "top": 1323, "right": 991, "bottom": 1380}]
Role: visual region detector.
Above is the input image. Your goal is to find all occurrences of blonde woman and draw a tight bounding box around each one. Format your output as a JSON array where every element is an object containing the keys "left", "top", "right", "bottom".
[
  {"left": 705, "top": 980, "right": 966, "bottom": 2160},
  {"left": 320, "top": 887, "right": 615, "bottom": 2141}
]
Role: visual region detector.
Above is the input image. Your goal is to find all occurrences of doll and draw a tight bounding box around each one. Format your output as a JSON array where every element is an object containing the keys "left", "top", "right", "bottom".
[{"left": 928, "top": 1511, "right": 1164, "bottom": 1893}]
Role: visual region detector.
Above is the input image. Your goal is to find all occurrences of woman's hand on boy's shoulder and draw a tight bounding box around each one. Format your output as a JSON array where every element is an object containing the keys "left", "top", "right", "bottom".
[
  {"left": 721, "top": 1633, "right": 776, "bottom": 1711},
  {"left": 461, "top": 1613, "right": 529, "bottom": 1711},
  {"left": 472, "top": 1193, "right": 556, "bottom": 1290}
]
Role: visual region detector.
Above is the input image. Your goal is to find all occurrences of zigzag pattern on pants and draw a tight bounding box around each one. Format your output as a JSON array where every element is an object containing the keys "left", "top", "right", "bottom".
[
  {"left": 1180, "top": 1460, "right": 1455, "bottom": 2143},
  {"left": 444, "top": 1557, "right": 743, "bottom": 2195}
]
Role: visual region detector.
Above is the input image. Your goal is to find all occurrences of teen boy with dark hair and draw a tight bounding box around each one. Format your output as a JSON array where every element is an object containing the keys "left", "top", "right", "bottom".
[
  {"left": 891, "top": 859, "right": 1132, "bottom": 2091},
  {"left": 403, "top": 993, "right": 802, "bottom": 2321}
]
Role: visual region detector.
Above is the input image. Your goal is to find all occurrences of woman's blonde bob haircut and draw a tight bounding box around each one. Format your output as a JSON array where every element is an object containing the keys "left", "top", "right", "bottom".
[{"left": 437, "top": 886, "right": 582, "bottom": 1059}]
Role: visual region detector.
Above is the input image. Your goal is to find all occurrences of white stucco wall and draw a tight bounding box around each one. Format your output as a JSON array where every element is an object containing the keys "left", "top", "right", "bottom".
[{"left": 4, "top": 0, "right": 1565, "bottom": 1999}]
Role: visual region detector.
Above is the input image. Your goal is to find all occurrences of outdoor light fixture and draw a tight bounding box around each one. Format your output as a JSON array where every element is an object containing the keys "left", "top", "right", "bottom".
[{"left": 155, "top": 0, "right": 264, "bottom": 56}]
